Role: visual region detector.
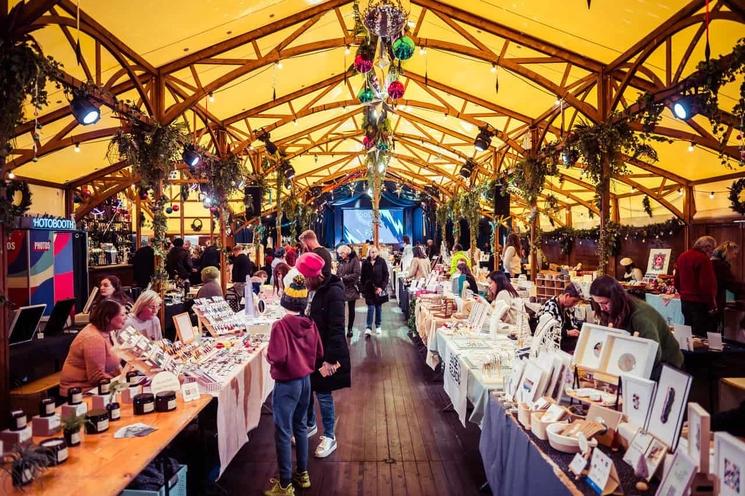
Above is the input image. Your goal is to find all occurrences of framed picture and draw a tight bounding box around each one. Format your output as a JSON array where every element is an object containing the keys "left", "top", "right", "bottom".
[
  {"left": 505, "top": 359, "right": 525, "bottom": 400},
  {"left": 574, "top": 323, "right": 626, "bottom": 370},
  {"left": 646, "top": 248, "right": 672, "bottom": 275},
  {"left": 655, "top": 449, "right": 697, "bottom": 496},
  {"left": 173, "top": 312, "right": 195, "bottom": 344},
  {"left": 600, "top": 334, "right": 659, "bottom": 379},
  {"left": 644, "top": 437, "right": 669, "bottom": 482},
  {"left": 647, "top": 365, "right": 693, "bottom": 452},
  {"left": 516, "top": 360, "right": 546, "bottom": 404},
  {"left": 688, "top": 403, "right": 711, "bottom": 474},
  {"left": 715, "top": 432, "right": 745, "bottom": 496},
  {"left": 621, "top": 374, "right": 657, "bottom": 430}
]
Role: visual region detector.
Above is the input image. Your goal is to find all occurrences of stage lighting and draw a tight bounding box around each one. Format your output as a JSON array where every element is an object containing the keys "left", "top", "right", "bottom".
[
  {"left": 182, "top": 144, "right": 200, "bottom": 167},
  {"left": 474, "top": 127, "right": 492, "bottom": 152},
  {"left": 460, "top": 158, "right": 476, "bottom": 178},
  {"left": 283, "top": 163, "right": 296, "bottom": 180},
  {"left": 70, "top": 93, "right": 100, "bottom": 125},
  {"left": 670, "top": 95, "right": 702, "bottom": 120}
]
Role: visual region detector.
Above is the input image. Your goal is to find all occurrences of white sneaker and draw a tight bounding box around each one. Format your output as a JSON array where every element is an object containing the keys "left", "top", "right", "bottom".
[
  {"left": 375, "top": 327, "right": 382, "bottom": 335},
  {"left": 307, "top": 424, "right": 318, "bottom": 438},
  {"left": 314, "top": 436, "right": 337, "bottom": 458},
  {"left": 364, "top": 328, "right": 372, "bottom": 337}
]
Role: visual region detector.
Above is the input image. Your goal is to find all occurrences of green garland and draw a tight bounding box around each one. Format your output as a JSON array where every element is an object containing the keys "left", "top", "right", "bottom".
[
  {"left": 509, "top": 143, "right": 560, "bottom": 204},
  {"left": 201, "top": 153, "right": 247, "bottom": 209},
  {"left": 729, "top": 178, "right": 745, "bottom": 215},
  {"left": 460, "top": 184, "right": 486, "bottom": 253},
  {"left": 642, "top": 195, "right": 653, "bottom": 217}
]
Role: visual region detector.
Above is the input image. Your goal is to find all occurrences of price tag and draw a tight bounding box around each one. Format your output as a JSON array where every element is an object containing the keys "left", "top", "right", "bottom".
[
  {"left": 180, "top": 382, "right": 200, "bottom": 403},
  {"left": 578, "top": 432, "right": 590, "bottom": 455},
  {"left": 569, "top": 453, "right": 588, "bottom": 477},
  {"left": 587, "top": 448, "right": 613, "bottom": 494}
]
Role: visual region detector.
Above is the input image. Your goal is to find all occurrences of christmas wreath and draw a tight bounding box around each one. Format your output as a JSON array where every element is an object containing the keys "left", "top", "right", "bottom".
[
  {"left": 191, "top": 218, "right": 203, "bottom": 232},
  {"left": 729, "top": 178, "right": 745, "bottom": 215},
  {"left": 0, "top": 180, "right": 32, "bottom": 225}
]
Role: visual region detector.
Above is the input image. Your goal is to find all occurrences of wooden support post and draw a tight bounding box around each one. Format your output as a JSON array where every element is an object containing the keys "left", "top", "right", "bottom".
[
  {"left": 683, "top": 185, "right": 696, "bottom": 248},
  {"left": 598, "top": 71, "right": 614, "bottom": 276},
  {"left": 529, "top": 127, "right": 539, "bottom": 281},
  {"left": 64, "top": 187, "right": 74, "bottom": 218}
]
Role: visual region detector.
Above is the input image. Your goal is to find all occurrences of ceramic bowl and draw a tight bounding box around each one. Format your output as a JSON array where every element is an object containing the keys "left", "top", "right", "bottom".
[{"left": 546, "top": 422, "right": 598, "bottom": 454}]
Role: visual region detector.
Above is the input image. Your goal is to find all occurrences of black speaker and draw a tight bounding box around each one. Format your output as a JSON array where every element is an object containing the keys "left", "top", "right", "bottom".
[
  {"left": 244, "top": 186, "right": 263, "bottom": 218},
  {"left": 494, "top": 182, "right": 510, "bottom": 218}
]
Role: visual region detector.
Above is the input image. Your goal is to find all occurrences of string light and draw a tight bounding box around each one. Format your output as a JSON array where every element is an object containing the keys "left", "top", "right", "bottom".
[
  {"left": 688, "top": 142, "right": 695, "bottom": 152},
  {"left": 490, "top": 63, "right": 497, "bottom": 73},
  {"left": 344, "top": 45, "right": 350, "bottom": 55},
  {"left": 208, "top": 92, "right": 214, "bottom": 103},
  {"left": 74, "top": 143, "right": 80, "bottom": 152},
  {"left": 276, "top": 60, "right": 283, "bottom": 69},
  {"left": 7, "top": 171, "right": 15, "bottom": 179},
  {"left": 419, "top": 46, "right": 427, "bottom": 55},
  {"left": 709, "top": 191, "right": 715, "bottom": 199}
]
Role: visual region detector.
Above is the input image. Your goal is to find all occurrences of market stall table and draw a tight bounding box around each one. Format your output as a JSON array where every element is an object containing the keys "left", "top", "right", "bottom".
[
  {"left": 644, "top": 293, "right": 684, "bottom": 325},
  {"left": 9, "top": 334, "right": 75, "bottom": 388},
  {"left": 683, "top": 339, "right": 745, "bottom": 411},
  {"left": 1, "top": 394, "right": 212, "bottom": 496}
]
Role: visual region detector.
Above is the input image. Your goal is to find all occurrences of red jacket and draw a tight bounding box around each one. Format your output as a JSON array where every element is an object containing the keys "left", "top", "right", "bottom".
[
  {"left": 267, "top": 314, "right": 323, "bottom": 382},
  {"left": 674, "top": 248, "right": 717, "bottom": 309}
]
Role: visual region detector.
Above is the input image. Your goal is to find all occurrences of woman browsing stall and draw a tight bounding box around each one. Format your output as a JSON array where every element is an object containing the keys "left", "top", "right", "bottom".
[{"left": 124, "top": 290, "right": 163, "bottom": 341}]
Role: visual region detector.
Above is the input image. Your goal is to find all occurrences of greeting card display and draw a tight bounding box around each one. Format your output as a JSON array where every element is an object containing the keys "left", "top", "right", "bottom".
[
  {"left": 621, "top": 374, "right": 657, "bottom": 430},
  {"left": 599, "top": 334, "right": 658, "bottom": 379},
  {"left": 687, "top": 403, "right": 711, "bottom": 474},
  {"left": 517, "top": 360, "right": 547, "bottom": 403},
  {"left": 574, "top": 323, "right": 626, "bottom": 371},
  {"left": 655, "top": 449, "right": 697, "bottom": 496},
  {"left": 714, "top": 432, "right": 745, "bottom": 496},
  {"left": 647, "top": 365, "right": 692, "bottom": 452}
]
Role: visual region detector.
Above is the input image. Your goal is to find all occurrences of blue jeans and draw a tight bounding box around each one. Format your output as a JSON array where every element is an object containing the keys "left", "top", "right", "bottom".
[
  {"left": 272, "top": 376, "right": 311, "bottom": 486},
  {"left": 366, "top": 303, "right": 382, "bottom": 328},
  {"left": 307, "top": 391, "right": 335, "bottom": 439}
]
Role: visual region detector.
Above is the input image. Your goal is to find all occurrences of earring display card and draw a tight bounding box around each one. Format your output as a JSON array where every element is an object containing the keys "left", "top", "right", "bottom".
[
  {"left": 714, "top": 432, "right": 745, "bottom": 496},
  {"left": 687, "top": 403, "right": 711, "bottom": 474},
  {"left": 574, "top": 323, "right": 626, "bottom": 371},
  {"left": 647, "top": 365, "right": 693, "bottom": 452},
  {"left": 621, "top": 374, "right": 657, "bottom": 430}
]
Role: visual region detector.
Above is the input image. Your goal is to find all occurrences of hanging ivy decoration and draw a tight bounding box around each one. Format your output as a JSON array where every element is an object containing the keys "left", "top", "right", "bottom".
[
  {"left": 728, "top": 178, "right": 745, "bottom": 215},
  {"left": 642, "top": 195, "right": 653, "bottom": 217}
]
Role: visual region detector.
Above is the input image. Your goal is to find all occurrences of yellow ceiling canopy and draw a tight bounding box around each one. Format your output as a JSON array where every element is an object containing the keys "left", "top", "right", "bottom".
[{"left": 6, "top": 0, "right": 745, "bottom": 226}]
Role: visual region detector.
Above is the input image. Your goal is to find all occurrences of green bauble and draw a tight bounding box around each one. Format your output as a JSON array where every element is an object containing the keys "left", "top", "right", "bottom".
[
  {"left": 358, "top": 87, "right": 374, "bottom": 103},
  {"left": 376, "top": 140, "right": 389, "bottom": 152},
  {"left": 392, "top": 36, "right": 415, "bottom": 61}
]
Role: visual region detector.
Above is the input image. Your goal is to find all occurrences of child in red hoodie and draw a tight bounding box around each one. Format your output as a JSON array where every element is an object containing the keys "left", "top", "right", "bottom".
[{"left": 264, "top": 275, "right": 323, "bottom": 496}]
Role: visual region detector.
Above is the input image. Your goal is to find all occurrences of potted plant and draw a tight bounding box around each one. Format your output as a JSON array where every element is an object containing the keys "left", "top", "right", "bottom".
[
  {"left": 2, "top": 443, "right": 50, "bottom": 486},
  {"left": 61, "top": 415, "right": 85, "bottom": 447}
]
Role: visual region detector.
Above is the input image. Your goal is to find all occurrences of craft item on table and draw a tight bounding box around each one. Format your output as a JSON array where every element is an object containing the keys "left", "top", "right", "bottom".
[
  {"left": 530, "top": 314, "right": 561, "bottom": 358},
  {"left": 85, "top": 409, "right": 110, "bottom": 434},
  {"left": 569, "top": 452, "right": 589, "bottom": 477},
  {"left": 623, "top": 431, "right": 654, "bottom": 476},
  {"left": 567, "top": 387, "right": 617, "bottom": 407},
  {"left": 113, "top": 423, "right": 157, "bottom": 439},
  {"left": 192, "top": 297, "right": 247, "bottom": 336},
  {"left": 647, "top": 365, "right": 692, "bottom": 452},
  {"left": 621, "top": 374, "right": 657, "bottom": 430},
  {"left": 546, "top": 351, "right": 572, "bottom": 401},
  {"left": 545, "top": 422, "right": 599, "bottom": 454},
  {"left": 586, "top": 403, "right": 624, "bottom": 447},
  {"left": 598, "top": 334, "right": 659, "bottom": 379},
  {"left": 687, "top": 403, "right": 711, "bottom": 474},
  {"left": 587, "top": 447, "right": 620, "bottom": 495},
  {"left": 707, "top": 332, "right": 724, "bottom": 351},
  {"left": 542, "top": 403, "right": 568, "bottom": 423},
  {"left": 517, "top": 360, "right": 548, "bottom": 403},
  {"left": 561, "top": 420, "right": 607, "bottom": 440},
  {"left": 181, "top": 382, "right": 200, "bottom": 402},
  {"left": 655, "top": 448, "right": 698, "bottom": 496},
  {"left": 671, "top": 324, "right": 693, "bottom": 351},
  {"left": 574, "top": 323, "right": 626, "bottom": 371},
  {"left": 504, "top": 359, "right": 525, "bottom": 401},
  {"left": 40, "top": 438, "right": 68, "bottom": 465},
  {"left": 714, "top": 432, "right": 745, "bottom": 496}
]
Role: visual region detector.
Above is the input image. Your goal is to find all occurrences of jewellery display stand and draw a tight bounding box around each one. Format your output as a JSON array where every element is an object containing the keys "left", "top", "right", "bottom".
[{"left": 192, "top": 297, "right": 247, "bottom": 337}]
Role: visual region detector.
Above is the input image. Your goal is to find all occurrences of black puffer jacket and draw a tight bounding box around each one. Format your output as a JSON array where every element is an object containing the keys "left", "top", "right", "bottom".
[
  {"left": 361, "top": 256, "right": 389, "bottom": 305},
  {"left": 308, "top": 275, "right": 351, "bottom": 393}
]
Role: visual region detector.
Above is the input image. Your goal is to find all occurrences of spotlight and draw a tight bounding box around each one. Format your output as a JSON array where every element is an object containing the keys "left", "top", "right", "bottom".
[
  {"left": 378, "top": 162, "right": 385, "bottom": 173},
  {"left": 670, "top": 94, "right": 702, "bottom": 120},
  {"left": 561, "top": 148, "right": 578, "bottom": 166},
  {"left": 283, "top": 162, "right": 295, "bottom": 180},
  {"left": 265, "top": 141, "right": 278, "bottom": 155},
  {"left": 182, "top": 144, "right": 201, "bottom": 167},
  {"left": 70, "top": 93, "right": 100, "bottom": 125},
  {"left": 460, "top": 158, "right": 476, "bottom": 178},
  {"left": 474, "top": 127, "right": 492, "bottom": 152}
]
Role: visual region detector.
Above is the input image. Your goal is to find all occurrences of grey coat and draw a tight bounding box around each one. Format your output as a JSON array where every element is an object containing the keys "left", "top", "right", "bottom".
[{"left": 336, "top": 254, "right": 361, "bottom": 301}]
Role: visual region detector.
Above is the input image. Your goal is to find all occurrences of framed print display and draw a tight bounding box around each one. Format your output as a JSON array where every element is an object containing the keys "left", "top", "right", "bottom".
[
  {"left": 715, "top": 432, "right": 745, "bottom": 496},
  {"left": 672, "top": 324, "right": 693, "bottom": 351},
  {"left": 517, "top": 360, "right": 546, "bottom": 403},
  {"left": 505, "top": 359, "right": 525, "bottom": 400},
  {"left": 647, "top": 365, "right": 693, "bottom": 452},
  {"left": 600, "top": 334, "right": 659, "bottom": 379},
  {"left": 574, "top": 323, "right": 626, "bottom": 371},
  {"left": 687, "top": 403, "right": 711, "bottom": 473},
  {"left": 644, "top": 437, "right": 669, "bottom": 482},
  {"left": 646, "top": 248, "right": 672, "bottom": 275},
  {"left": 173, "top": 312, "right": 195, "bottom": 344},
  {"left": 655, "top": 449, "right": 697, "bottom": 496},
  {"left": 621, "top": 374, "right": 657, "bottom": 430}
]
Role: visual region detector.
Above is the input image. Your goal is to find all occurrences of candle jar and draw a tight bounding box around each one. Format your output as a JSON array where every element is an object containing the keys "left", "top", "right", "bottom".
[
  {"left": 126, "top": 371, "right": 141, "bottom": 385},
  {"left": 39, "top": 398, "right": 56, "bottom": 417},
  {"left": 133, "top": 393, "right": 155, "bottom": 415},
  {"left": 63, "top": 426, "right": 81, "bottom": 447},
  {"left": 85, "top": 409, "right": 109, "bottom": 434},
  {"left": 10, "top": 410, "right": 27, "bottom": 431},
  {"left": 106, "top": 401, "right": 121, "bottom": 421},
  {"left": 40, "top": 438, "right": 68, "bottom": 465},
  {"left": 155, "top": 391, "right": 177, "bottom": 412},
  {"left": 98, "top": 379, "right": 111, "bottom": 396},
  {"left": 68, "top": 387, "right": 83, "bottom": 405}
]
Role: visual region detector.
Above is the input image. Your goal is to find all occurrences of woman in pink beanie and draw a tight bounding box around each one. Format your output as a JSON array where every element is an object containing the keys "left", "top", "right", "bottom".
[{"left": 295, "top": 252, "right": 350, "bottom": 459}]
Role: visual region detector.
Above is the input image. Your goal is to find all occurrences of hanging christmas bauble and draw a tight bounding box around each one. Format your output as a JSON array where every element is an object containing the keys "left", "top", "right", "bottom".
[
  {"left": 392, "top": 36, "right": 415, "bottom": 60},
  {"left": 363, "top": 135, "right": 375, "bottom": 150},
  {"left": 73, "top": 194, "right": 82, "bottom": 204},
  {"left": 138, "top": 189, "right": 148, "bottom": 200},
  {"left": 210, "top": 206, "right": 218, "bottom": 213},
  {"left": 376, "top": 140, "right": 389, "bottom": 152},
  {"left": 354, "top": 54, "right": 373, "bottom": 73},
  {"left": 358, "top": 86, "right": 374, "bottom": 103},
  {"left": 387, "top": 80, "right": 405, "bottom": 99},
  {"left": 172, "top": 204, "right": 180, "bottom": 212},
  {"left": 364, "top": 0, "right": 407, "bottom": 38},
  {"left": 165, "top": 207, "right": 173, "bottom": 214}
]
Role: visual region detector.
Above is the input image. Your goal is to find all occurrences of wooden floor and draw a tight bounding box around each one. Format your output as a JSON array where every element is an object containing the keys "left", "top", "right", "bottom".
[{"left": 218, "top": 301, "right": 486, "bottom": 495}]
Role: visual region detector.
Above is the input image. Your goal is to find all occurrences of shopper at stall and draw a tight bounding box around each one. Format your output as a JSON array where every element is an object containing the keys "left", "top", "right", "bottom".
[
  {"left": 619, "top": 257, "right": 644, "bottom": 282},
  {"left": 425, "top": 239, "right": 437, "bottom": 259},
  {"left": 165, "top": 237, "right": 192, "bottom": 280},
  {"left": 124, "top": 290, "right": 162, "bottom": 341},
  {"left": 91, "top": 275, "right": 132, "bottom": 312},
  {"left": 502, "top": 233, "right": 522, "bottom": 277},
  {"left": 272, "top": 247, "right": 286, "bottom": 274},
  {"left": 197, "top": 266, "right": 223, "bottom": 299},
  {"left": 711, "top": 241, "right": 745, "bottom": 331},
  {"left": 537, "top": 283, "right": 584, "bottom": 352},
  {"left": 400, "top": 235, "right": 414, "bottom": 273},
  {"left": 264, "top": 275, "right": 324, "bottom": 495},
  {"left": 407, "top": 246, "right": 431, "bottom": 280},
  {"left": 449, "top": 244, "right": 471, "bottom": 276},
  {"left": 132, "top": 239, "right": 155, "bottom": 288},
  {"left": 336, "top": 245, "right": 361, "bottom": 338},
  {"left": 200, "top": 241, "right": 221, "bottom": 269},
  {"left": 590, "top": 276, "right": 684, "bottom": 374},
  {"left": 273, "top": 262, "right": 291, "bottom": 295},
  {"left": 456, "top": 261, "right": 479, "bottom": 296},
  {"left": 486, "top": 271, "right": 520, "bottom": 325},
  {"left": 60, "top": 300, "right": 125, "bottom": 396},
  {"left": 231, "top": 244, "right": 255, "bottom": 294},
  {"left": 674, "top": 235, "right": 718, "bottom": 336},
  {"left": 361, "top": 246, "right": 389, "bottom": 337},
  {"left": 285, "top": 245, "right": 297, "bottom": 267},
  {"left": 299, "top": 230, "right": 332, "bottom": 278},
  {"left": 296, "top": 252, "right": 350, "bottom": 459}
]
